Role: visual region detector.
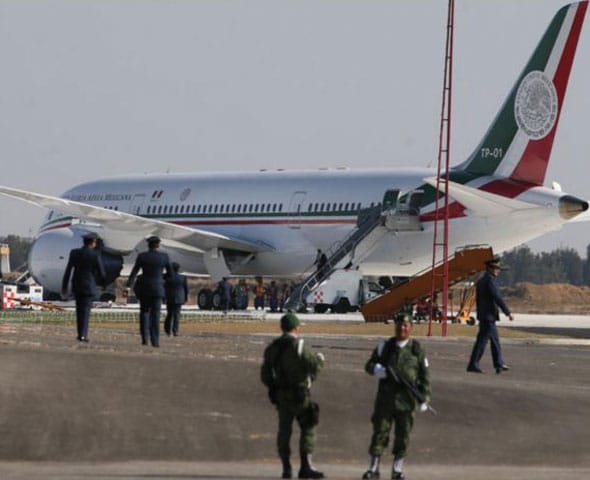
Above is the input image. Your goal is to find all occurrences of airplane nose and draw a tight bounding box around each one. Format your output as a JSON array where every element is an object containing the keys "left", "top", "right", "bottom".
[{"left": 558, "top": 195, "right": 589, "bottom": 220}]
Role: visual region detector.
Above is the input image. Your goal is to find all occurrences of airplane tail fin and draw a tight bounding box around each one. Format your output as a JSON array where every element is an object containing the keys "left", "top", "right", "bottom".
[{"left": 455, "top": 1, "right": 587, "bottom": 186}]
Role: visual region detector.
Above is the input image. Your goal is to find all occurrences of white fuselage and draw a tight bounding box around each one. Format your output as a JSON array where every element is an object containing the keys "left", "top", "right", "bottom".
[{"left": 29, "top": 167, "right": 572, "bottom": 292}]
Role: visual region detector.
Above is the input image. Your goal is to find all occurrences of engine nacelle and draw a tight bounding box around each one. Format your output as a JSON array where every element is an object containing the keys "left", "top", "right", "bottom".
[{"left": 29, "top": 228, "right": 123, "bottom": 295}]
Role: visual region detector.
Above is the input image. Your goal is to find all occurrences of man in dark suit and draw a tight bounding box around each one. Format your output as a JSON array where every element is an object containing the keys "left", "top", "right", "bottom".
[
  {"left": 164, "top": 262, "right": 188, "bottom": 336},
  {"left": 61, "top": 232, "right": 106, "bottom": 342},
  {"left": 467, "top": 258, "right": 514, "bottom": 374},
  {"left": 127, "top": 236, "right": 172, "bottom": 347}
]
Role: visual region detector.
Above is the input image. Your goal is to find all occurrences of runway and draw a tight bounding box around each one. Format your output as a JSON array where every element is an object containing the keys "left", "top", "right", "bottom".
[{"left": 0, "top": 320, "right": 589, "bottom": 479}]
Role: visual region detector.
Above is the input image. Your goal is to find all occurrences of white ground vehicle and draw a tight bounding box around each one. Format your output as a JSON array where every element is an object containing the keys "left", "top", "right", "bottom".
[{"left": 305, "top": 269, "right": 384, "bottom": 313}]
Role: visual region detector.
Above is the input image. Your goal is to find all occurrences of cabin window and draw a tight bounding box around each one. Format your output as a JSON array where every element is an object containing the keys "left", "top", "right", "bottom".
[
  {"left": 213, "top": 204, "right": 217, "bottom": 213},
  {"left": 308, "top": 204, "right": 313, "bottom": 212},
  {"left": 320, "top": 203, "right": 325, "bottom": 211},
  {"left": 236, "top": 205, "right": 241, "bottom": 213},
  {"left": 345, "top": 202, "right": 349, "bottom": 211},
  {"left": 254, "top": 204, "right": 259, "bottom": 213},
  {"left": 231, "top": 204, "right": 236, "bottom": 213},
  {"left": 180, "top": 205, "right": 185, "bottom": 214},
  {"left": 248, "top": 204, "right": 253, "bottom": 213},
  {"left": 175, "top": 205, "right": 179, "bottom": 214},
  {"left": 273, "top": 203, "right": 277, "bottom": 213},
  {"left": 279, "top": 204, "right": 283, "bottom": 212},
  {"left": 221, "top": 205, "right": 225, "bottom": 213},
  {"left": 207, "top": 205, "right": 212, "bottom": 213}
]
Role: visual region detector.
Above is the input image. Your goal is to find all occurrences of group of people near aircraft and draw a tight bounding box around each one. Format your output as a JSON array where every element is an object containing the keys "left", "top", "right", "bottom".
[
  {"left": 62, "top": 233, "right": 188, "bottom": 346},
  {"left": 62, "top": 230, "right": 513, "bottom": 480}
]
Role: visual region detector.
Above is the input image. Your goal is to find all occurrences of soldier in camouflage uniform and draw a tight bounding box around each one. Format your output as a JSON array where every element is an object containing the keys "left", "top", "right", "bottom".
[
  {"left": 261, "top": 313, "right": 325, "bottom": 479},
  {"left": 362, "top": 314, "right": 431, "bottom": 480}
]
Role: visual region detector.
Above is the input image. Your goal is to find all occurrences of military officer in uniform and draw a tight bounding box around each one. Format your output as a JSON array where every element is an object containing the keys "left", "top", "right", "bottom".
[
  {"left": 362, "top": 314, "right": 431, "bottom": 480},
  {"left": 164, "top": 262, "right": 188, "bottom": 336},
  {"left": 61, "top": 232, "right": 106, "bottom": 342},
  {"left": 127, "top": 236, "right": 172, "bottom": 347},
  {"left": 467, "top": 258, "right": 514, "bottom": 374},
  {"left": 261, "top": 313, "right": 325, "bottom": 479}
]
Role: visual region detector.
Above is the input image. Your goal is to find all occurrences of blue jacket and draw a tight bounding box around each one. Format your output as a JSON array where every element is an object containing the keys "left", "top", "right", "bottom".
[
  {"left": 165, "top": 272, "right": 188, "bottom": 305},
  {"left": 476, "top": 271, "right": 511, "bottom": 323},
  {"left": 127, "top": 249, "right": 172, "bottom": 299},
  {"left": 61, "top": 246, "right": 106, "bottom": 297}
]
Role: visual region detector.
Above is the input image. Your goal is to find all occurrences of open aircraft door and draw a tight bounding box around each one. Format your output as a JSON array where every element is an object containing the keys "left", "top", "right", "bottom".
[{"left": 129, "top": 194, "right": 146, "bottom": 216}]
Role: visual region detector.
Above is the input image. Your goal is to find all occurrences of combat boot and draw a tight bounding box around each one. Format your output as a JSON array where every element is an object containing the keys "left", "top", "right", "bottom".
[
  {"left": 362, "top": 455, "right": 380, "bottom": 479},
  {"left": 391, "top": 457, "right": 405, "bottom": 479},
  {"left": 281, "top": 454, "right": 292, "bottom": 479},
  {"left": 298, "top": 453, "right": 325, "bottom": 479}
]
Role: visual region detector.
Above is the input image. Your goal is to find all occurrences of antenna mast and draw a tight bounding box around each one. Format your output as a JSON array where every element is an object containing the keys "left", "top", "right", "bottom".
[{"left": 428, "top": 0, "right": 455, "bottom": 337}]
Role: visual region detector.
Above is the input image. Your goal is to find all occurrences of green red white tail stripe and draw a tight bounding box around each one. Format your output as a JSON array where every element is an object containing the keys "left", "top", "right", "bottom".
[{"left": 457, "top": 1, "right": 587, "bottom": 186}]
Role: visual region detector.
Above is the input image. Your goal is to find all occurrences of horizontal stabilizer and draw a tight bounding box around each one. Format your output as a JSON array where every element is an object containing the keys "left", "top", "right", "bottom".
[
  {"left": 423, "top": 177, "right": 536, "bottom": 217},
  {"left": 0, "top": 186, "right": 269, "bottom": 253}
]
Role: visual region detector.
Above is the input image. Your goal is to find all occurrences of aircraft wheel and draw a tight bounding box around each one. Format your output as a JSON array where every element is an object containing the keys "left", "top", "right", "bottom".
[
  {"left": 197, "top": 288, "right": 213, "bottom": 310},
  {"left": 467, "top": 317, "right": 476, "bottom": 326}
]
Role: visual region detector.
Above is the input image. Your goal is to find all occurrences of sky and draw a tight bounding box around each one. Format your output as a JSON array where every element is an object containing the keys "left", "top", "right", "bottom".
[{"left": 0, "top": 0, "right": 588, "bottom": 255}]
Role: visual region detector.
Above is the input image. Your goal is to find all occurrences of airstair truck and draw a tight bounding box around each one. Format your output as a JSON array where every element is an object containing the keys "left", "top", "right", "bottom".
[{"left": 305, "top": 269, "right": 383, "bottom": 314}]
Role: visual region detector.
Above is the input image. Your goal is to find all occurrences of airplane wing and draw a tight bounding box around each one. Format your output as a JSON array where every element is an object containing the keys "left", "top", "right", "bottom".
[
  {"left": 423, "top": 177, "right": 537, "bottom": 217},
  {"left": 0, "top": 186, "right": 271, "bottom": 253}
]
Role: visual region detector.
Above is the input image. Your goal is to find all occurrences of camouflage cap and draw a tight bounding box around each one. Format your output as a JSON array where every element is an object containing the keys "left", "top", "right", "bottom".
[{"left": 280, "top": 312, "right": 300, "bottom": 331}]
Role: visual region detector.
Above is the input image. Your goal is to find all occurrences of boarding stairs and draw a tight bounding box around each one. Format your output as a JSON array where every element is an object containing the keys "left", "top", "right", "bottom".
[
  {"left": 360, "top": 246, "right": 494, "bottom": 322},
  {"left": 284, "top": 190, "right": 423, "bottom": 312}
]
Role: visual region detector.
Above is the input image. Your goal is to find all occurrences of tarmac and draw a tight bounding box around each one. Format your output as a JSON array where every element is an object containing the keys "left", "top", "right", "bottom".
[{"left": 0, "top": 317, "right": 589, "bottom": 480}]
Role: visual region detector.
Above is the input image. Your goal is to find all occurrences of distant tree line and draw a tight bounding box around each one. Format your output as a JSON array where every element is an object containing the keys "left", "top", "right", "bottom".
[
  {"left": 1, "top": 235, "right": 590, "bottom": 286},
  {"left": 498, "top": 245, "right": 590, "bottom": 287}
]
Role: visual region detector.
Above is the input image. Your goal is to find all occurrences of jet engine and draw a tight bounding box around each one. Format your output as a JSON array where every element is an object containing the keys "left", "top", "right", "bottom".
[{"left": 29, "top": 227, "right": 123, "bottom": 297}]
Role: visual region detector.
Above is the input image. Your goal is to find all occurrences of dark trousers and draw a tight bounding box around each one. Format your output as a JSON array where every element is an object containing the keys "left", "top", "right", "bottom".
[
  {"left": 468, "top": 321, "right": 504, "bottom": 369},
  {"left": 254, "top": 296, "right": 265, "bottom": 310},
  {"left": 164, "top": 303, "right": 182, "bottom": 335},
  {"left": 74, "top": 295, "right": 93, "bottom": 339},
  {"left": 139, "top": 296, "right": 162, "bottom": 346}
]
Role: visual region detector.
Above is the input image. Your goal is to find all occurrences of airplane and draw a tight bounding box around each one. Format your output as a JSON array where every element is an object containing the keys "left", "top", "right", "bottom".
[{"left": 0, "top": 1, "right": 589, "bottom": 303}]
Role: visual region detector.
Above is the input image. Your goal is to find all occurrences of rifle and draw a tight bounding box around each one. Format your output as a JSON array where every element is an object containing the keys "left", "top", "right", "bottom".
[{"left": 385, "top": 364, "right": 437, "bottom": 416}]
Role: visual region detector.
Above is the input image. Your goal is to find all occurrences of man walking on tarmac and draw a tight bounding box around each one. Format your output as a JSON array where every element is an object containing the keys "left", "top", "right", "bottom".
[
  {"left": 127, "top": 236, "right": 172, "bottom": 347},
  {"left": 261, "top": 313, "right": 325, "bottom": 479},
  {"left": 466, "top": 258, "right": 514, "bottom": 374},
  {"left": 362, "top": 314, "right": 432, "bottom": 480},
  {"left": 61, "top": 231, "right": 106, "bottom": 342}
]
